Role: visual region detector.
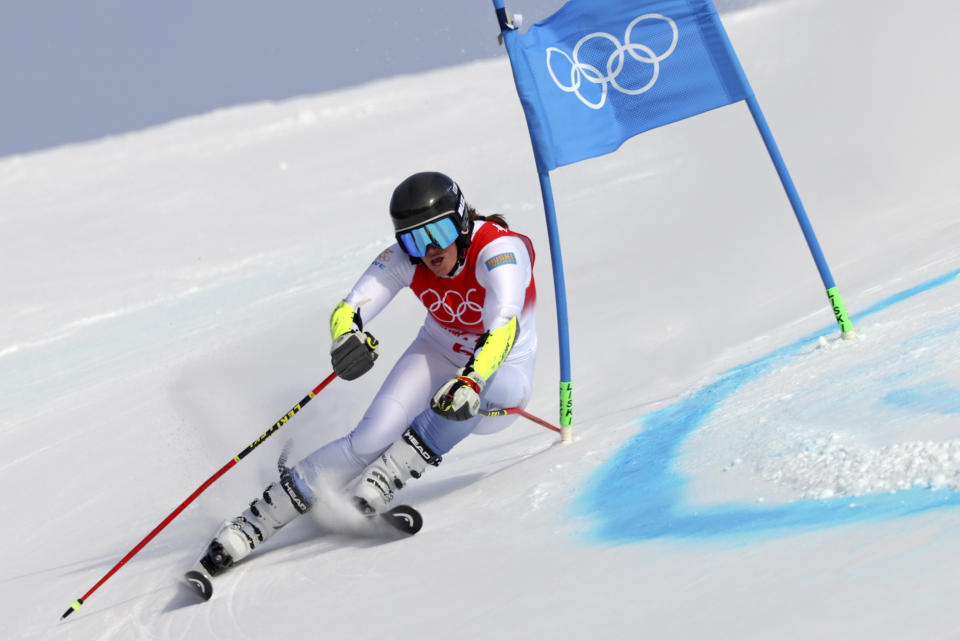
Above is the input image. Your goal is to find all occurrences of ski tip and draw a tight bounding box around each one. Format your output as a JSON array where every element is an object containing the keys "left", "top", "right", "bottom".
[
  {"left": 184, "top": 570, "right": 214, "bottom": 601},
  {"left": 384, "top": 504, "right": 423, "bottom": 536}
]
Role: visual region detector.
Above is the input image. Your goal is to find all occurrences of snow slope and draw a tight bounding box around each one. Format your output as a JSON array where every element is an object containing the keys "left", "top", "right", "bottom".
[{"left": 3, "top": 0, "right": 960, "bottom": 639}]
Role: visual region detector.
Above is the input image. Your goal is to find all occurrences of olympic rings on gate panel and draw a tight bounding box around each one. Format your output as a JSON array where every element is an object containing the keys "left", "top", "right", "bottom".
[{"left": 546, "top": 13, "right": 679, "bottom": 110}]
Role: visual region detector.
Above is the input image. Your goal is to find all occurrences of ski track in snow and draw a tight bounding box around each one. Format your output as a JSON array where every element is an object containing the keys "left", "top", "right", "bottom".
[{"left": 578, "top": 269, "right": 960, "bottom": 542}]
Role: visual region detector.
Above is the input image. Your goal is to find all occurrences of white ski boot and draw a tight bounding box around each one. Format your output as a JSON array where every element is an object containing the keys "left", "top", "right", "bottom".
[
  {"left": 354, "top": 428, "right": 441, "bottom": 515},
  {"left": 201, "top": 470, "right": 311, "bottom": 575}
]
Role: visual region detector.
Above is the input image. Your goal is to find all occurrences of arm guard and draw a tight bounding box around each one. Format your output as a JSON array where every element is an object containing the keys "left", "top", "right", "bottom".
[
  {"left": 330, "top": 300, "right": 360, "bottom": 339},
  {"left": 468, "top": 316, "right": 518, "bottom": 381}
]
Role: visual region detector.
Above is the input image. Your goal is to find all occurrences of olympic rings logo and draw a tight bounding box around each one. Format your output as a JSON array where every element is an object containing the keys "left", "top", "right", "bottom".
[
  {"left": 546, "top": 13, "right": 679, "bottom": 110},
  {"left": 419, "top": 288, "right": 484, "bottom": 326}
]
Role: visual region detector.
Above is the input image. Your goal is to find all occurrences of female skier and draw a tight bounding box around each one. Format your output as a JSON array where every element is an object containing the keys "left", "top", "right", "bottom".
[{"left": 200, "top": 171, "right": 537, "bottom": 574}]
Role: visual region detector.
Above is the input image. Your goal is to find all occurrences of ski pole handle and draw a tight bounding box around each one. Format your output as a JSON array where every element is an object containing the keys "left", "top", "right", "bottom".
[{"left": 60, "top": 371, "right": 338, "bottom": 620}]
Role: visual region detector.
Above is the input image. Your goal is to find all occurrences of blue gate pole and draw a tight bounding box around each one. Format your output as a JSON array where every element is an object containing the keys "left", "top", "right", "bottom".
[
  {"left": 493, "top": 0, "right": 573, "bottom": 440},
  {"left": 708, "top": 6, "right": 854, "bottom": 338},
  {"left": 743, "top": 94, "right": 854, "bottom": 337},
  {"left": 537, "top": 170, "right": 574, "bottom": 441}
]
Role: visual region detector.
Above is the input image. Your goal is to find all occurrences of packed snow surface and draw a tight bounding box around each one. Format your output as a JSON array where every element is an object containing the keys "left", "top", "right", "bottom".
[{"left": 3, "top": 0, "right": 960, "bottom": 639}]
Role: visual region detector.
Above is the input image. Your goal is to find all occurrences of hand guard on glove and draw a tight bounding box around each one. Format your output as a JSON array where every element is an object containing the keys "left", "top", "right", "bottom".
[
  {"left": 431, "top": 367, "right": 485, "bottom": 421},
  {"left": 329, "top": 300, "right": 379, "bottom": 381},
  {"left": 331, "top": 330, "right": 379, "bottom": 380}
]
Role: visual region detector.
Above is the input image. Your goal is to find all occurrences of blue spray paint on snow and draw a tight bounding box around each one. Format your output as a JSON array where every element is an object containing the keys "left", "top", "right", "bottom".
[
  {"left": 577, "top": 268, "right": 960, "bottom": 543},
  {"left": 883, "top": 382, "right": 960, "bottom": 416}
]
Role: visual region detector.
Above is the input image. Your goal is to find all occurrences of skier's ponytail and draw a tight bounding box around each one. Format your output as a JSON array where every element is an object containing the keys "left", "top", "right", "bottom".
[{"left": 467, "top": 206, "right": 508, "bottom": 229}]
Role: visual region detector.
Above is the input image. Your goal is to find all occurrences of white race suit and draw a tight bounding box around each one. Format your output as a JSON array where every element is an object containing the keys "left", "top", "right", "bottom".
[{"left": 292, "top": 220, "right": 538, "bottom": 497}]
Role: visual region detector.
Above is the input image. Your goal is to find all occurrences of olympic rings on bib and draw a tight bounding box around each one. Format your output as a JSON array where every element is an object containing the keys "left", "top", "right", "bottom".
[{"left": 419, "top": 288, "right": 484, "bottom": 326}]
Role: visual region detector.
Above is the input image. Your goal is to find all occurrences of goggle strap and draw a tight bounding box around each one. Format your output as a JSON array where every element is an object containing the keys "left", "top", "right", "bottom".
[{"left": 394, "top": 210, "right": 457, "bottom": 233}]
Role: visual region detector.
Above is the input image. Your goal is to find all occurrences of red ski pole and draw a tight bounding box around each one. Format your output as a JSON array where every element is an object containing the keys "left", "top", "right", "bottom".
[
  {"left": 60, "top": 371, "right": 338, "bottom": 620},
  {"left": 480, "top": 406, "right": 562, "bottom": 434}
]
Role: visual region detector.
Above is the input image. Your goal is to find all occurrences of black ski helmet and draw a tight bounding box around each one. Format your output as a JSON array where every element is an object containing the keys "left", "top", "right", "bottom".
[{"left": 389, "top": 171, "right": 473, "bottom": 259}]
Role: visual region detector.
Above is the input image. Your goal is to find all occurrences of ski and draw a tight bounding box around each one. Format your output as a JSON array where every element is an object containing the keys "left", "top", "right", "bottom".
[
  {"left": 381, "top": 504, "right": 423, "bottom": 536},
  {"left": 182, "top": 504, "right": 422, "bottom": 602},
  {"left": 181, "top": 545, "right": 223, "bottom": 602},
  {"left": 183, "top": 568, "right": 214, "bottom": 601}
]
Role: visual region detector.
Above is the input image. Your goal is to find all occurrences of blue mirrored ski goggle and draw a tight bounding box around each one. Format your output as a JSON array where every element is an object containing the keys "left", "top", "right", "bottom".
[{"left": 396, "top": 216, "right": 460, "bottom": 257}]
